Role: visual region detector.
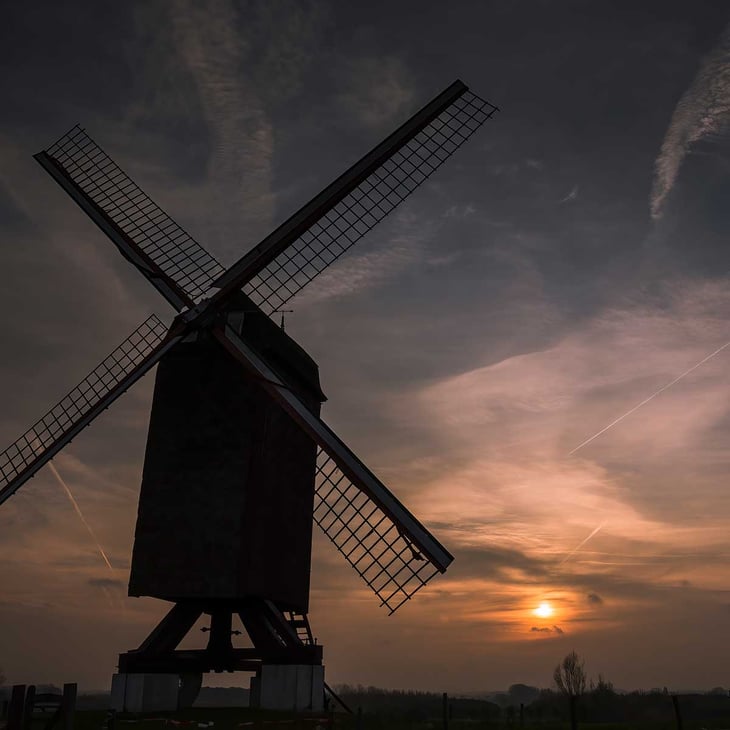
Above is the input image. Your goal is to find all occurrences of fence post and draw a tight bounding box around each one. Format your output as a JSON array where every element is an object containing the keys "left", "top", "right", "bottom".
[
  {"left": 520, "top": 702, "right": 524, "bottom": 728},
  {"left": 356, "top": 706, "right": 362, "bottom": 730},
  {"left": 671, "top": 694, "right": 683, "bottom": 730},
  {"left": 61, "top": 683, "right": 77, "bottom": 730},
  {"left": 442, "top": 692, "right": 448, "bottom": 730},
  {"left": 21, "top": 686, "right": 35, "bottom": 730},
  {"left": 105, "top": 708, "right": 117, "bottom": 730},
  {"left": 7, "top": 685, "right": 26, "bottom": 730}
]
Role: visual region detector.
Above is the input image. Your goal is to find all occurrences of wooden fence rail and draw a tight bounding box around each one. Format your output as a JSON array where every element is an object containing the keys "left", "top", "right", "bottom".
[{"left": 5, "top": 684, "right": 76, "bottom": 730}]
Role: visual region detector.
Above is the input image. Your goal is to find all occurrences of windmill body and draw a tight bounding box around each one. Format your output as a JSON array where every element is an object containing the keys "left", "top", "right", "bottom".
[
  {"left": 0, "top": 80, "right": 497, "bottom": 712},
  {"left": 131, "top": 295, "right": 324, "bottom": 610}
]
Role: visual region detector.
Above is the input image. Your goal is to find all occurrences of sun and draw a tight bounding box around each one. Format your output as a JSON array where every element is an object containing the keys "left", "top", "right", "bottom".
[{"left": 533, "top": 601, "right": 554, "bottom": 618}]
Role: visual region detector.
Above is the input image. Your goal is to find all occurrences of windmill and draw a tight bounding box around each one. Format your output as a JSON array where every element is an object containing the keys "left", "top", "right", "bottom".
[{"left": 0, "top": 80, "right": 497, "bottom": 711}]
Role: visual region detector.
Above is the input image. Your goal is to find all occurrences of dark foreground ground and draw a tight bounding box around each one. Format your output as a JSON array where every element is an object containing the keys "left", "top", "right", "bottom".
[
  {"left": 16, "top": 707, "right": 730, "bottom": 730},
  {"left": 4, "top": 686, "right": 730, "bottom": 730}
]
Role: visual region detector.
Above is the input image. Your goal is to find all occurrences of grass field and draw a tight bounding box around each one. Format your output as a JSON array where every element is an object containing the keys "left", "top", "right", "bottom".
[{"left": 59, "top": 708, "right": 730, "bottom": 730}]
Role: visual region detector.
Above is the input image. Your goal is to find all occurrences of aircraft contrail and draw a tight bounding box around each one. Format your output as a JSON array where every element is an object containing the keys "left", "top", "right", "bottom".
[
  {"left": 559, "top": 521, "right": 606, "bottom": 565},
  {"left": 569, "top": 340, "right": 730, "bottom": 455},
  {"left": 48, "top": 461, "right": 114, "bottom": 573}
]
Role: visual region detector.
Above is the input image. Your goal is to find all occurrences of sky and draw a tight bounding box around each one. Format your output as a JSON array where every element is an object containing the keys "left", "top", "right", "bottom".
[{"left": 1, "top": 0, "right": 730, "bottom": 694}]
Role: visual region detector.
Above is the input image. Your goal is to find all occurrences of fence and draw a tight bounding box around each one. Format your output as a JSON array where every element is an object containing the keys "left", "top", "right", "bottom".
[{"left": 2, "top": 684, "right": 76, "bottom": 730}]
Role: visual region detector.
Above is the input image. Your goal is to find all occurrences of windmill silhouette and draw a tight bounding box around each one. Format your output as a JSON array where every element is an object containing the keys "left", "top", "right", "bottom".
[{"left": 0, "top": 80, "right": 497, "bottom": 711}]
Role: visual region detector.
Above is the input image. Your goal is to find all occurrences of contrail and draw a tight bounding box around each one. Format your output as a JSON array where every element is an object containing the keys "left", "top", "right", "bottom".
[
  {"left": 48, "top": 461, "right": 114, "bottom": 573},
  {"left": 559, "top": 521, "right": 606, "bottom": 565},
  {"left": 569, "top": 340, "right": 730, "bottom": 455}
]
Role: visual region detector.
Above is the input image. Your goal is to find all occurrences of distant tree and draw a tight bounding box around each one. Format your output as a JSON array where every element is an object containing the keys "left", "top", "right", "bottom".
[
  {"left": 554, "top": 650, "right": 587, "bottom": 730},
  {"left": 588, "top": 672, "right": 618, "bottom": 723},
  {"left": 593, "top": 673, "right": 614, "bottom": 695}
]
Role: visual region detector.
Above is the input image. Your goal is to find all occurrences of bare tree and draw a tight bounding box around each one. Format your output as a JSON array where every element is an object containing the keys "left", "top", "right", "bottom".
[
  {"left": 0, "top": 665, "right": 5, "bottom": 686},
  {"left": 554, "top": 651, "right": 587, "bottom": 730}
]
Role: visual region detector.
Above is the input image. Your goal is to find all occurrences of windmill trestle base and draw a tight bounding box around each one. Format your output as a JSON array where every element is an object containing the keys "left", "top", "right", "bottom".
[
  {"left": 250, "top": 665, "right": 324, "bottom": 712},
  {"left": 111, "top": 673, "right": 180, "bottom": 713},
  {"left": 115, "top": 599, "right": 323, "bottom": 709},
  {"left": 118, "top": 646, "right": 322, "bottom": 674}
]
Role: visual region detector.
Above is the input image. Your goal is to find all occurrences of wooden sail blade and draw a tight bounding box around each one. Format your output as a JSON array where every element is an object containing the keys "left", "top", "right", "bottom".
[
  {"left": 213, "top": 321, "right": 453, "bottom": 609},
  {"left": 36, "top": 127, "right": 226, "bottom": 310},
  {"left": 0, "top": 316, "right": 179, "bottom": 506},
  {"left": 314, "top": 450, "right": 446, "bottom": 614},
  {"left": 210, "top": 81, "right": 497, "bottom": 313}
]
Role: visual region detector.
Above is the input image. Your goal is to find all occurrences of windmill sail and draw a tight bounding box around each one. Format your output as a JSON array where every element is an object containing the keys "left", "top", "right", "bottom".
[
  {"left": 214, "top": 321, "right": 453, "bottom": 611},
  {"left": 210, "top": 80, "right": 498, "bottom": 314},
  {"left": 35, "top": 127, "right": 225, "bottom": 311},
  {"left": 3, "top": 78, "right": 496, "bottom": 631},
  {"left": 314, "top": 451, "right": 445, "bottom": 613},
  {"left": 0, "top": 316, "right": 177, "bottom": 506}
]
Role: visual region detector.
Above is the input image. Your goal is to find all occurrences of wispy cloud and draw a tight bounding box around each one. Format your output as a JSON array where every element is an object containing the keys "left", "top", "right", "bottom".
[
  {"left": 559, "top": 185, "right": 578, "bottom": 204},
  {"left": 650, "top": 24, "right": 730, "bottom": 219},
  {"left": 568, "top": 339, "right": 730, "bottom": 454},
  {"left": 293, "top": 210, "right": 437, "bottom": 305},
  {"left": 559, "top": 522, "right": 606, "bottom": 565},
  {"left": 170, "top": 0, "right": 275, "bottom": 262},
  {"left": 334, "top": 55, "right": 415, "bottom": 129},
  {"left": 444, "top": 204, "right": 477, "bottom": 218},
  {"left": 372, "top": 276, "right": 730, "bottom": 644},
  {"left": 48, "top": 462, "right": 115, "bottom": 574}
]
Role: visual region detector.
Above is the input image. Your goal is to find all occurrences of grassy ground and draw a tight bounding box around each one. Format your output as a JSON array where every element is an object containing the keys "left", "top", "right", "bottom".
[
  {"left": 68, "top": 708, "right": 343, "bottom": 730},
  {"left": 8, "top": 708, "right": 730, "bottom": 730},
  {"left": 4, "top": 708, "right": 336, "bottom": 730}
]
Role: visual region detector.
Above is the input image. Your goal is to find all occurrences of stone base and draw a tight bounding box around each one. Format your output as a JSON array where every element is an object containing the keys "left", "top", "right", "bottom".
[
  {"left": 111, "top": 673, "right": 180, "bottom": 713},
  {"left": 250, "top": 665, "right": 324, "bottom": 712}
]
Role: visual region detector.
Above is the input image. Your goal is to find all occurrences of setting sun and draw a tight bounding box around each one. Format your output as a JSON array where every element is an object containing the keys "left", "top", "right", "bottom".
[{"left": 533, "top": 601, "right": 554, "bottom": 618}]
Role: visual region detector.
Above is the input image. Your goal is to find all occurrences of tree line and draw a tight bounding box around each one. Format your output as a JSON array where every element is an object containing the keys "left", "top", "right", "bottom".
[{"left": 334, "top": 651, "right": 729, "bottom": 727}]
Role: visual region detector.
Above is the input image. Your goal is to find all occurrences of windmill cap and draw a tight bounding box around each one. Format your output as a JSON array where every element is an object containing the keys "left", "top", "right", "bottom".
[{"left": 225, "top": 292, "right": 327, "bottom": 404}]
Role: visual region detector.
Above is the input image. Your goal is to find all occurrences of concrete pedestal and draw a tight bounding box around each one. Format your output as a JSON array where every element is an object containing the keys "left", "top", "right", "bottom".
[
  {"left": 111, "top": 674, "right": 179, "bottom": 713},
  {"left": 250, "top": 665, "right": 324, "bottom": 712}
]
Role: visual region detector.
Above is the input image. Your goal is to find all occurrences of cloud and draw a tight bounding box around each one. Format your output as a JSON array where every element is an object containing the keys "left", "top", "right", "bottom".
[
  {"left": 0, "top": 180, "right": 32, "bottom": 233},
  {"left": 88, "top": 578, "right": 124, "bottom": 588},
  {"left": 334, "top": 56, "right": 415, "bottom": 129},
  {"left": 559, "top": 186, "right": 578, "bottom": 204},
  {"left": 170, "top": 0, "right": 275, "bottom": 262},
  {"left": 292, "top": 210, "right": 437, "bottom": 305},
  {"left": 651, "top": 24, "right": 730, "bottom": 219},
  {"left": 247, "top": 0, "right": 331, "bottom": 103},
  {"left": 529, "top": 625, "right": 564, "bottom": 635},
  {"left": 373, "top": 275, "right": 730, "bottom": 642},
  {"left": 444, "top": 204, "right": 477, "bottom": 219}
]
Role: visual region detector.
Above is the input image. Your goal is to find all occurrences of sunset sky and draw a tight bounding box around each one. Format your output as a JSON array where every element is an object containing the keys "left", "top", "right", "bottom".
[{"left": 2, "top": 1, "right": 730, "bottom": 694}]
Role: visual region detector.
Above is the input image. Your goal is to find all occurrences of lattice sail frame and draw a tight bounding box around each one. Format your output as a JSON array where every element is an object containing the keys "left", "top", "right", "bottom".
[
  {"left": 244, "top": 90, "right": 497, "bottom": 314},
  {"left": 0, "top": 316, "right": 170, "bottom": 505},
  {"left": 43, "top": 126, "right": 226, "bottom": 304},
  {"left": 314, "top": 450, "right": 441, "bottom": 614}
]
